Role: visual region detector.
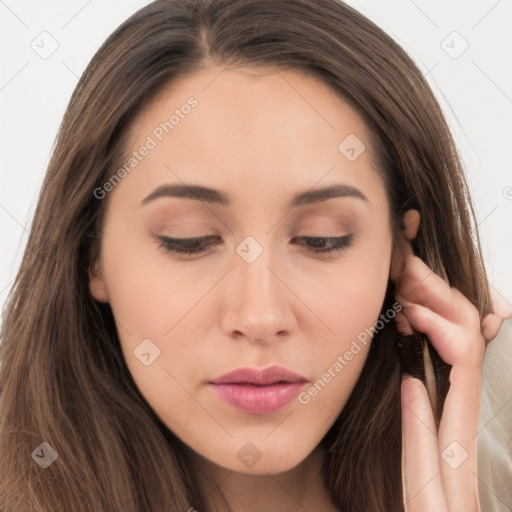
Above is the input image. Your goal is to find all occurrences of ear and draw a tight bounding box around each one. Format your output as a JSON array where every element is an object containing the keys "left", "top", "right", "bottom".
[
  {"left": 390, "top": 209, "right": 421, "bottom": 282},
  {"left": 402, "top": 209, "right": 420, "bottom": 241},
  {"left": 89, "top": 258, "right": 109, "bottom": 303}
]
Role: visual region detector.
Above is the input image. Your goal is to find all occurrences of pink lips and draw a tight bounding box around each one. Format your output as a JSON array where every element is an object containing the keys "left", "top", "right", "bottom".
[{"left": 208, "top": 365, "right": 308, "bottom": 414}]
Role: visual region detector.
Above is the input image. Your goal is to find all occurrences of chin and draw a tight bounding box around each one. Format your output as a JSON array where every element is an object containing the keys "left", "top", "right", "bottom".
[
  {"left": 212, "top": 440, "right": 312, "bottom": 476},
  {"left": 231, "top": 456, "right": 308, "bottom": 475}
]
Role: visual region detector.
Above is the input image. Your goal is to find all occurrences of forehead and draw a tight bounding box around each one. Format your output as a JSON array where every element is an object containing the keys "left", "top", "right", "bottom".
[
  {"left": 130, "top": 63, "right": 370, "bottom": 149},
  {"left": 119, "top": 64, "right": 386, "bottom": 211}
]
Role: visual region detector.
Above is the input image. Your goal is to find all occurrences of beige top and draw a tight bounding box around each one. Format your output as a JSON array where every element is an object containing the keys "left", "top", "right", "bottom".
[{"left": 478, "top": 314, "right": 512, "bottom": 511}]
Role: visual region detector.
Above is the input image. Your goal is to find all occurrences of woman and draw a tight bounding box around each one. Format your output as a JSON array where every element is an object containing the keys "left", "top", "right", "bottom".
[{"left": 0, "top": 0, "right": 507, "bottom": 510}]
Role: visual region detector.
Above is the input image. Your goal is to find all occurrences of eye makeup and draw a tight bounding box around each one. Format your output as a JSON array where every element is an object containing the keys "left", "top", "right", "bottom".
[{"left": 155, "top": 233, "right": 354, "bottom": 259}]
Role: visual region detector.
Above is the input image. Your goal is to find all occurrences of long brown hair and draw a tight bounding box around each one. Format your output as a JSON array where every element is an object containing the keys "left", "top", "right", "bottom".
[{"left": 0, "top": 1, "right": 492, "bottom": 510}]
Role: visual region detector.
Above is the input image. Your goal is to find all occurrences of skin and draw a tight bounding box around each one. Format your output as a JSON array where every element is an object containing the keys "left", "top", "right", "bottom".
[
  {"left": 89, "top": 64, "right": 498, "bottom": 511},
  {"left": 394, "top": 213, "right": 503, "bottom": 511}
]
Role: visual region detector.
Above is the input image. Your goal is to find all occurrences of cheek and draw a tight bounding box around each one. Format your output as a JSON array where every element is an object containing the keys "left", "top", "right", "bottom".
[
  {"left": 310, "top": 231, "right": 392, "bottom": 342},
  {"left": 300, "top": 227, "right": 392, "bottom": 383},
  {"left": 101, "top": 224, "right": 191, "bottom": 331},
  {"left": 99, "top": 238, "right": 199, "bottom": 417},
  {"left": 99, "top": 227, "right": 217, "bottom": 385},
  {"left": 295, "top": 259, "right": 391, "bottom": 434}
]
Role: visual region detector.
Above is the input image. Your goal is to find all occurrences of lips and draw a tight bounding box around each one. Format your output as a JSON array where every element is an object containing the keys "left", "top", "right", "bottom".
[
  {"left": 209, "top": 365, "right": 308, "bottom": 386},
  {"left": 208, "top": 365, "right": 308, "bottom": 414}
]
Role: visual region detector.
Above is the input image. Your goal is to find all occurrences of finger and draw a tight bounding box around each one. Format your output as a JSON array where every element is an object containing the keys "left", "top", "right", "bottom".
[
  {"left": 489, "top": 286, "right": 512, "bottom": 318},
  {"left": 438, "top": 365, "right": 482, "bottom": 511},
  {"left": 395, "top": 255, "right": 456, "bottom": 322},
  {"left": 395, "top": 310, "right": 414, "bottom": 336},
  {"left": 480, "top": 312, "right": 503, "bottom": 344},
  {"left": 401, "top": 376, "right": 448, "bottom": 512},
  {"left": 397, "top": 257, "right": 485, "bottom": 333},
  {"left": 398, "top": 302, "right": 485, "bottom": 368},
  {"left": 399, "top": 306, "right": 484, "bottom": 510}
]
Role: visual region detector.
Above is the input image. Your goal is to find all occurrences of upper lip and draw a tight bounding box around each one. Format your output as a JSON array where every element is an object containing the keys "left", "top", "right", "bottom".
[{"left": 209, "top": 365, "right": 308, "bottom": 386}]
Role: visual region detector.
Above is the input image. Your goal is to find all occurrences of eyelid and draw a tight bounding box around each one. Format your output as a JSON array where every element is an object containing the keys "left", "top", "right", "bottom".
[{"left": 154, "top": 233, "right": 354, "bottom": 258}]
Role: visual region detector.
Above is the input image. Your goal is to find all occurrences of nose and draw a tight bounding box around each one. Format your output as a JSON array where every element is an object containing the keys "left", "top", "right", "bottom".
[{"left": 220, "top": 246, "right": 297, "bottom": 345}]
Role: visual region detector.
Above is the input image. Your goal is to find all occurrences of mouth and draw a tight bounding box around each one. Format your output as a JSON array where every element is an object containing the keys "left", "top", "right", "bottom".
[{"left": 208, "top": 365, "right": 308, "bottom": 414}]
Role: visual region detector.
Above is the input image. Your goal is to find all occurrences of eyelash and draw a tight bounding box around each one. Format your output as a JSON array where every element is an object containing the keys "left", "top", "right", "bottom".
[{"left": 156, "top": 234, "right": 354, "bottom": 258}]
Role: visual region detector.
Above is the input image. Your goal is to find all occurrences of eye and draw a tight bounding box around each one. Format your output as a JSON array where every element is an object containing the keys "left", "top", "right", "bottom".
[
  {"left": 290, "top": 234, "right": 354, "bottom": 256},
  {"left": 155, "top": 234, "right": 354, "bottom": 258},
  {"left": 156, "top": 235, "right": 222, "bottom": 257}
]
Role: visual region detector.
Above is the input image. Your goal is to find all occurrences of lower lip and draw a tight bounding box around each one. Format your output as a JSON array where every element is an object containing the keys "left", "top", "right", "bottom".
[{"left": 208, "top": 382, "right": 306, "bottom": 414}]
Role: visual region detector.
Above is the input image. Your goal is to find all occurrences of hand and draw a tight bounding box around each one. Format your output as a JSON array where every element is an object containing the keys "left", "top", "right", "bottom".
[
  {"left": 391, "top": 210, "right": 487, "bottom": 511},
  {"left": 481, "top": 287, "right": 511, "bottom": 342}
]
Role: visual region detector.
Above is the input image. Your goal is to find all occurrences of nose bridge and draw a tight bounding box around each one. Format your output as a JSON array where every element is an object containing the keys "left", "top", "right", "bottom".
[
  {"left": 236, "top": 234, "right": 283, "bottom": 313},
  {"left": 222, "top": 234, "right": 294, "bottom": 342}
]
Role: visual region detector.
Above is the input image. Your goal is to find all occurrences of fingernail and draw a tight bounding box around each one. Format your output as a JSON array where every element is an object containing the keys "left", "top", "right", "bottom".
[{"left": 401, "top": 372, "right": 412, "bottom": 381}]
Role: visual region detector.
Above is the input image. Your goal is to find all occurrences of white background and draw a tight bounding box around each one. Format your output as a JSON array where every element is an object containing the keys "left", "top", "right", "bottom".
[{"left": 1, "top": 0, "right": 511, "bottom": 330}]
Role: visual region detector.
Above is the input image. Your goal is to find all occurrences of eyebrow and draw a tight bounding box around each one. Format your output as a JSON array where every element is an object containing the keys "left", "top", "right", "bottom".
[{"left": 141, "top": 183, "right": 369, "bottom": 209}]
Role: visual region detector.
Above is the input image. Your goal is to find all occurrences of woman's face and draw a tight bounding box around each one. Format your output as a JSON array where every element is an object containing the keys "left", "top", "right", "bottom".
[{"left": 90, "top": 64, "right": 394, "bottom": 475}]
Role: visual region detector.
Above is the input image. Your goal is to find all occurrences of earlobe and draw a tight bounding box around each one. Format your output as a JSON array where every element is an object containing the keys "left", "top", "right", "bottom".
[{"left": 88, "top": 259, "right": 109, "bottom": 303}]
